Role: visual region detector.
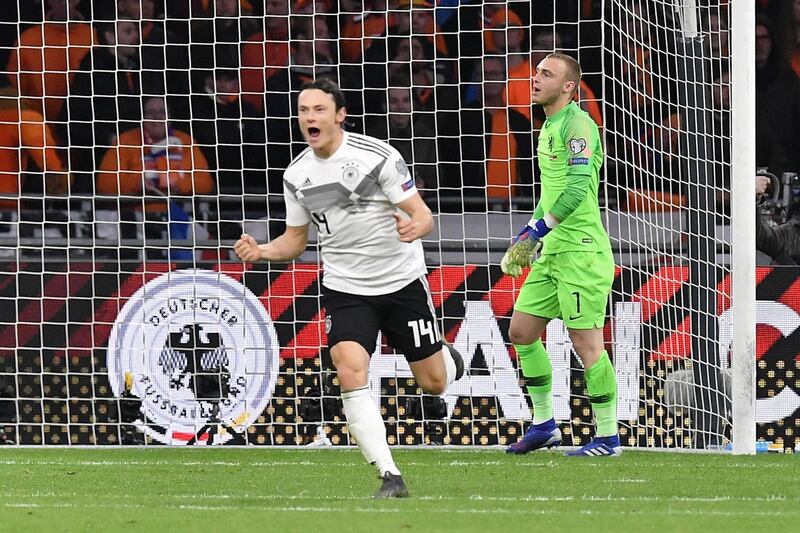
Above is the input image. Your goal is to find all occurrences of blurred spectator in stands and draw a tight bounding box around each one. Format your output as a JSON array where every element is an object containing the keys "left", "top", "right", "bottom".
[
  {"left": 0, "top": 87, "right": 70, "bottom": 210},
  {"left": 261, "top": 15, "right": 339, "bottom": 194},
  {"left": 365, "top": 76, "right": 438, "bottom": 196},
  {"left": 756, "top": 14, "right": 800, "bottom": 178},
  {"left": 378, "top": 34, "right": 439, "bottom": 113},
  {"left": 97, "top": 96, "right": 213, "bottom": 260},
  {"left": 292, "top": 0, "right": 334, "bottom": 13},
  {"left": 460, "top": 57, "right": 533, "bottom": 207},
  {"left": 59, "top": 17, "right": 147, "bottom": 194},
  {"left": 706, "top": 9, "right": 730, "bottom": 59},
  {"left": 97, "top": 95, "right": 212, "bottom": 201},
  {"left": 117, "top": 0, "right": 191, "bottom": 119},
  {"left": 191, "top": 0, "right": 259, "bottom": 45},
  {"left": 190, "top": 0, "right": 259, "bottom": 16},
  {"left": 390, "top": 0, "right": 448, "bottom": 58},
  {"left": 191, "top": 68, "right": 265, "bottom": 196},
  {"left": 241, "top": 0, "right": 290, "bottom": 111},
  {"left": 339, "top": 0, "right": 387, "bottom": 64},
  {"left": 710, "top": 65, "right": 731, "bottom": 214},
  {"left": 190, "top": 0, "right": 259, "bottom": 94},
  {"left": 621, "top": 106, "right": 685, "bottom": 213},
  {"left": 483, "top": 7, "right": 528, "bottom": 116},
  {"left": 266, "top": 15, "right": 337, "bottom": 107},
  {"left": 412, "top": 61, "right": 437, "bottom": 112},
  {"left": 779, "top": 0, "right": 800, "bottom": 78},
  {"left": 439, "top": 0, "right": 505, "bottom": 62},
  {"left": 605, "top": 2, "right": 654, "bottom": 125},
  {"left": 6, "top": 0, "right": 95, "bottom": 122}
]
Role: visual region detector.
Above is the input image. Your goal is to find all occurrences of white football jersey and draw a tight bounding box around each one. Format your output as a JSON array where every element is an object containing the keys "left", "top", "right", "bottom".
[{"left": 283, "top": 131, "right": 427, "bottom": 295}]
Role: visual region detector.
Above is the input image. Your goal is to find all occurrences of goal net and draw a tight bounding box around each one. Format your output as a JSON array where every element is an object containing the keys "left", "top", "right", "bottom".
[{"left": 0, "top": 1, "right": 772, "bottom": 450}]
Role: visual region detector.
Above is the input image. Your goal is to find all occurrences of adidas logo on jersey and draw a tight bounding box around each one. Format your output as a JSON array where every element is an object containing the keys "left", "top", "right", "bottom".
[{"left": 302, "top": 178, "right": 312, "bottom": 188}]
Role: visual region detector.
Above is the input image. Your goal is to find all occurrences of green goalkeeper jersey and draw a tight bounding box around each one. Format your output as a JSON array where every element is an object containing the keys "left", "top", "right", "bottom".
[{"left": 533, "top": 101, "right": 611, "bottom": 255}]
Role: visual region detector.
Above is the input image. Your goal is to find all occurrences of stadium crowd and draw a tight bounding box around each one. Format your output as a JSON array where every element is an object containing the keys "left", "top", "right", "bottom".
[{"left": 0, "top": 0, "right": 794, "bottom": 259}]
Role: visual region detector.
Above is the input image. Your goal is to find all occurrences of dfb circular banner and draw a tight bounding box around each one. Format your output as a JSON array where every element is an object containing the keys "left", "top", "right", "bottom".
[{"left": 107, "top": 269, "right": 279, "bottom": 445}]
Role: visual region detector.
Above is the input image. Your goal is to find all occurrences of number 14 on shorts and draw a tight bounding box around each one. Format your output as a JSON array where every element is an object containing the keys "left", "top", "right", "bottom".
[{"left": 407, "top": 319, "right": 440, "bottom": 348}]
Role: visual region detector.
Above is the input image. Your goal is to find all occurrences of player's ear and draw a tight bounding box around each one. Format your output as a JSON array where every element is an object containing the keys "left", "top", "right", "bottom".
[{"left": 336, "top": 106, "right": 347, "bottom": 126}]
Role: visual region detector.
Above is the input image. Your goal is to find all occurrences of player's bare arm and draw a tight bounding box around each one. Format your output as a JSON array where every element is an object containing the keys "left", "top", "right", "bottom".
[
  {"left": 394, "top": 193, "right": 433, "bottom": 243},
  {"left": 234, "top": 224, "right": 309, "bottom": 262}
]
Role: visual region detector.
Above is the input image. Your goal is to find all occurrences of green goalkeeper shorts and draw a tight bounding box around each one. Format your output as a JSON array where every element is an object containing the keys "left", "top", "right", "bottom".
[{"left": 514, "top": 250, "right": 614, "bottom": 329}]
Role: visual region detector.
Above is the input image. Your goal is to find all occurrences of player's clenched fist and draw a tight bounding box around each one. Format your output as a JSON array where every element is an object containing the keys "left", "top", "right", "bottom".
[{"left": 234, "top": 234, "right": 263, "bottom": 262}]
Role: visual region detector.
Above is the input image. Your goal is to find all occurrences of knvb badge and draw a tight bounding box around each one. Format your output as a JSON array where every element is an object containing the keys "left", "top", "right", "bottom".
[{"left": 106, "top": 270, "right": 280, "bottom": 445}]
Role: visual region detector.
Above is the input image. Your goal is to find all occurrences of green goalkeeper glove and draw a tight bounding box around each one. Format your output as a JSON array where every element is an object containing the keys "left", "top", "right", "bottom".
[
  {"left": 500, "top": 237, "right": 541, "bottom": 277},
  {"left": 500, "top": 219, "right": 553, "bottom": 277}
]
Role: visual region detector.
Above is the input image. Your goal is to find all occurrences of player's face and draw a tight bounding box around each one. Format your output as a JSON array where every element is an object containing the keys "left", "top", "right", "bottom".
[
  {"left": 298, "top": 88, "right": 346, "bottom": 156},
  {"left": 532, "top": 57, "right": 575, "bottom": 106}
]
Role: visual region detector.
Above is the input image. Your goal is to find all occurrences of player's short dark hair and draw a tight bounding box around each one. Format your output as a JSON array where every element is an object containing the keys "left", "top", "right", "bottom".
[
  {"left": 299, "top": 78, "right": 347, "bottom": 111},
  {"left": 546, "top": 52, "right": 582, "bottom": 89}
]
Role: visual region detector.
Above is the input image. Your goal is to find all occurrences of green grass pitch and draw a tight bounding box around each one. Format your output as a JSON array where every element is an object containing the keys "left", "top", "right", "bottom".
[{"left": 1, "top": 448, "right": 798, "bottom": 532}]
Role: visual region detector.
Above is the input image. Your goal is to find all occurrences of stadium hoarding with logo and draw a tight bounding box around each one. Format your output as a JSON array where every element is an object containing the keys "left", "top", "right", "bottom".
[
  {"left": 106, "top": 269, "right": 280, "bottom": 445},
  {"left": 0, "top": 261, "right": 797, "bottom": 450}
]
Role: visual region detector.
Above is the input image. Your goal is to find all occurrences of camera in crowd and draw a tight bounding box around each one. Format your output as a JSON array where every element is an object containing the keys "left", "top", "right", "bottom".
[{"left": 757, "top": 168, "right": 800, "bottom": 225}]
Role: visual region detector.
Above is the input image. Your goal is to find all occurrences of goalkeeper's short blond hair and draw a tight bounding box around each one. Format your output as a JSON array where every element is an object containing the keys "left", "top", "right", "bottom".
[{"left": 546, "top": 52, "right": 582, "bottom": 94}]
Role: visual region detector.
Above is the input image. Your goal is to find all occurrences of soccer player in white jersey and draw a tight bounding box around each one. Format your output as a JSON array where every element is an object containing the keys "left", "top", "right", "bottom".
[{"left": 234, "top": 78, "right": 464, "bottom": 498}]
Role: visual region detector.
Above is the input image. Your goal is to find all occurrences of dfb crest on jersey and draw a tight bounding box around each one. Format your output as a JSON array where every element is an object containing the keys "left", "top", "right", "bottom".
[
  {"left": 342, "top": 163, "right": 359, "bottom": 184},
  {"left": 107, "top": 270, "right": 280, "bottom": 445}
]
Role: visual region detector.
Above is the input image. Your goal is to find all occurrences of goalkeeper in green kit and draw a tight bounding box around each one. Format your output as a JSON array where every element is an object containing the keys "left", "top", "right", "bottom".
[{"left": 503, "top": 53, "right": 620, "bottom": 456}]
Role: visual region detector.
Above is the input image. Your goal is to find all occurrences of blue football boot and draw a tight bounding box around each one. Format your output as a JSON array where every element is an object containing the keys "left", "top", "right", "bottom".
[
  {"left": 506, "top": 419, "right": 562, "bottom": 454},
  {"left": 564, "top": 434, "right": 622, "bottom": 457}
]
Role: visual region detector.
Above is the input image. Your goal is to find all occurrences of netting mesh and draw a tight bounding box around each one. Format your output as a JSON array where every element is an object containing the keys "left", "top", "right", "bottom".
[{"left": 0, "top": 1, "right": 779, "bottom": 450}]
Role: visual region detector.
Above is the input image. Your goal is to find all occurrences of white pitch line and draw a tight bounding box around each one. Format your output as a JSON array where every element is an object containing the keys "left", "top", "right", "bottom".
[
  {"left": 1, "top": 492, "right": 796, "bottom": 505},
  {"left": 3, "top": 502, "right": 797, "bottom": 517},
  {"left": 0, "top": 459, "right": 795, "bottom": 474}
]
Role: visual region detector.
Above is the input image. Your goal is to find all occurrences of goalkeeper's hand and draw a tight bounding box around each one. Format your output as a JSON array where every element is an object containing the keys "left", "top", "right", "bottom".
[{"left": 500, "top": 219, "right": 553, "bottom": 277}]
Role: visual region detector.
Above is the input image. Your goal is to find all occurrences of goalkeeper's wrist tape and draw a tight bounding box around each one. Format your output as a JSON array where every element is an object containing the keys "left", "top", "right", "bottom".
[{"left": 527, "top": 213, "right": 559, "bottom": 238}]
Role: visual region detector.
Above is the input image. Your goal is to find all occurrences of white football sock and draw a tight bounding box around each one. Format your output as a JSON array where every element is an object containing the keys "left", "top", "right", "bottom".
[
  {"left": 341, "top": 386, "right": 401, "bottom": 476},
  {"left": 441, "top": 344, "right": 457, "bottom": 389}
]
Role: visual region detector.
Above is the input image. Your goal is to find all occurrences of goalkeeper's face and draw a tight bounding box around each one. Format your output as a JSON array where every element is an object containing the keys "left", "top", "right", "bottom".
[
  {"left": 532, "top": 57, "right": 575, "bottom": 107},
  {"left": 298, "top": 88, "right": 346, "bottom": 157}
]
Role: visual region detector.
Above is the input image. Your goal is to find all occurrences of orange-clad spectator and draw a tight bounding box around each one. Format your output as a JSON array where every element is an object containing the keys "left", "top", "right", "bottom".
[
  {"left": 339, "top": 0, "right": 387, "bottom": 63},
  {"left": 240, "top": 0, "right": 290, "bottom": 111},
  {"left": 97, "top": 96, "right": 213, "bottom": 213},
  {"left": 483, "top": 8, "right": 529, "bottom": 117},
  {"left": 0, "top": 87, "right": 70, "bottom": 209},
  {"left": 459, "top": 58, "right": 533, "bottom": 202},
  {"left": 505, "top": 29, "right": 603, "bottom": 129},
  {"left": 6, "top": 0, "right": 96, "bottom": 122}
]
